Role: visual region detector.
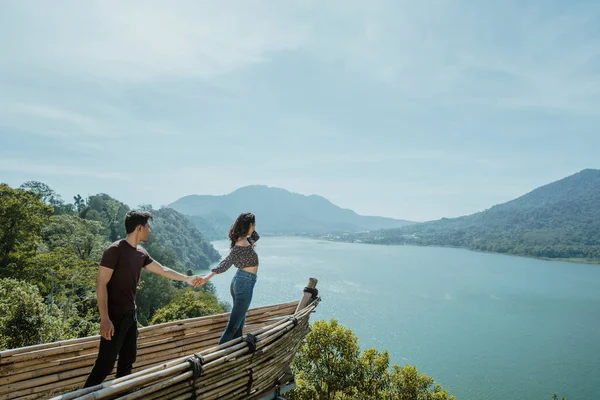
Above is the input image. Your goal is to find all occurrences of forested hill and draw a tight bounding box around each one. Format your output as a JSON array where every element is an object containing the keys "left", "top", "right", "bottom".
[
  {"left": 149, "top": 207, "right": 220, "bottom": 269},
  {"left": 354, "top": 169, "right": 600, "bottom": 262},
  {"left": 77, "top": 193, "right": 220, "bottom": 270},
  {"left": 0, "top": 181, "right": 225, "bottom": 350}
]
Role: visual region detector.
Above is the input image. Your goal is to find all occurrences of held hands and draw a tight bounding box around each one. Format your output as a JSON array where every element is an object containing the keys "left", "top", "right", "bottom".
[{"left": 186, "top": 275, "right": 208, "bottom": 287}]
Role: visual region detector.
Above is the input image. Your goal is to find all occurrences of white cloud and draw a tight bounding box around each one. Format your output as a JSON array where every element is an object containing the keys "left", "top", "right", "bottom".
[
  {"left": 309, "top": 1, "right": 600, "bottom": 113},
  {"left": 0, "top": 158, "right": 130, "bottom": 181},
  {"left": 2, "top": 1, "right": 597, "bottom": 111},
  {"left": 12, "top": 104, "right": 94, "bottom": 127},
  {"left": 0, "top": 0, "right": 308, "bottom": 82}
]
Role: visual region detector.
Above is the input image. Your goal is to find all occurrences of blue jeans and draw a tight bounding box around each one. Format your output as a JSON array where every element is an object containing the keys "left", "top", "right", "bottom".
[{"left": 219, "top": 269, "right": 257, "bottom": 345}]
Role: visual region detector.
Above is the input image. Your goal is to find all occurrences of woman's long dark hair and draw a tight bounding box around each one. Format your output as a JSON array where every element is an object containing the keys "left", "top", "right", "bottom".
[{"left": 229, "top": 212, "right": 256, "bottom": 248}]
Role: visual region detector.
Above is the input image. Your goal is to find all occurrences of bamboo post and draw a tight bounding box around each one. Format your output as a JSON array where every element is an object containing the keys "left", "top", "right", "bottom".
[{"left": 295, "top": 277, "right": 318, "bottom": 314}]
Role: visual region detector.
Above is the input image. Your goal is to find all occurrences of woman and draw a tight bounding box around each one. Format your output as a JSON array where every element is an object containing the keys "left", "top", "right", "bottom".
[{"left": 200, "top": 212, "right": 260, "bottom": 344}]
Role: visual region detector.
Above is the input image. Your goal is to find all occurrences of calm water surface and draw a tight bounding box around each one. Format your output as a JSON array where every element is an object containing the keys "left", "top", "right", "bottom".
[{"left": 202, "top": 237, "right": 600, "bottom": 400}]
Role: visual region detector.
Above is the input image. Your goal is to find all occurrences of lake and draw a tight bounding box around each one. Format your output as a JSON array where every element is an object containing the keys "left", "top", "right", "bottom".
[{"left": 204, "top": 237, "right": 600, "bottom": 400}]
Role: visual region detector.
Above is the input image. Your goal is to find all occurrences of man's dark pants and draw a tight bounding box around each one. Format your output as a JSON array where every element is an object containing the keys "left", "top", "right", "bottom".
[{"left": 84, "top": 312, "right": 138, "bottom": 387}]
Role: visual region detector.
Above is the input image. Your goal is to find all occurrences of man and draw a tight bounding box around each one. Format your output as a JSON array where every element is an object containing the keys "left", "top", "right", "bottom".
[{"left": 84, "top": 210, "right": 201, "bottom": 387}]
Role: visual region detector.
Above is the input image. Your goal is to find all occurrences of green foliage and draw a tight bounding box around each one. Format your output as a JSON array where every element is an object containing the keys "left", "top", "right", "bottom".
[
  {"left": 136, "top": 270, "right": 177, "bottom": 325},
  {"left": 20, "top": 181, "right": 75, "bottom": 215},
  {"left": 0, "top": 182, "right": 225, "bottom": 348},
  {"left": 150, "top": 207, "right": 221, "bottom": 269},
  {"left": 0, "top": 183, "right": 53, "bottom": 269},
  {"left": 23, "top": 248, "right": 99, "bottom": 338},
  {"left": 134, "top": 207, "right": 223, "bottom": 322},
  {"left": 289, "top": 319, "right": 455, "bottom": 400},
  {"left": 73, "top": 194, "right": 86, "bottom": 215},
  {"left": 143, "top": 234, "right": 186, "bottom": 273},
  {"left": 23, "top": 248, "right": 97, "bottom": 301},
  {"left": 150, "top": 289, "right": 224, "bottom": 325},
  {"left": 356, "top": 348, "right": 392, "bottom": 398},
  {"left": 42, "top": 214, "right": 108, "bottom": 260},
  {"left": 0, "top": 278, "right": 71, "bottom": 350},
  {"left": 292, "top": 319, "right": 360, "bottom": 399},
  {"left": 387, "top": 365, "right": 454, "bottom": 400},
  {"left": 356, "top": 169, "right": 600, "bottom": 262},
  {"left": 81, "top": 194, "right": 129, "bottom": 241},
  {"left": 186, "top": 212, "right": 233, "bottom": 241}
]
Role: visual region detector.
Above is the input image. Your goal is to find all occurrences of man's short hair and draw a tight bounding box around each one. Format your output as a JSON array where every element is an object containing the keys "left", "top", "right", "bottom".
[{"left": 125, "top": 210, "right": 153, "bottom": 234}]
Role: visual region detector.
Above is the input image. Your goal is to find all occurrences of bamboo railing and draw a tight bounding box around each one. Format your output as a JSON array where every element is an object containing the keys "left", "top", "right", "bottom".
[{"left": 0, "top": 278, "right": 319, "bottom": 400}]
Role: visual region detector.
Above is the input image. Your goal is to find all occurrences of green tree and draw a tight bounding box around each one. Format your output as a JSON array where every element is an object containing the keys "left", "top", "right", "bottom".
[
  {"left": 387, "top": 365, "right": 455, "bottom": 400},
  {"left": 81, "top": 194, "right": 129, "bottom": 241},
  {"left": 23, "top": 248, "right": 97, "bottom": 305},
  {"left": 143, "top": 234, "right": 186, "bottom": 273},
  {"left": 136, "top": 271, "right": 177, "bottom": 325},
  {"left": 149, "top": 207, "right": 221, "bottom": 269},
  {"left": 289, "top": 319, "right": 455, "bottom": 400},
  {"left": 291, "top": 319, "right": 361, "bottom": 400},
  {"left": 0, "top": 278, "right": 71, "bottom": 350},
  {"left": 21, "top": 248, "right": 99, "bottom": 337},
  {"left": 73, "top": 194, "right": 86, "bottom": 215},
  {"left": 356, "top": 348, "right": 391, "bottom": 399},
  {"left": 41, "top": 214, "right": 108, "bottom": 260},
  {"left": 0, "top": 183, "right": 52, "bottom": 269},
  {"left": 150, "top": 289, "right": 224, "bottom": 325},
  {"left": 20, "top": 181, "right": 74, "bottom": 215}
]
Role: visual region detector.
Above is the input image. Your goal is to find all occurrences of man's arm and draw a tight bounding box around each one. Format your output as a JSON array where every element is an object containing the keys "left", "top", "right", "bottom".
[
  {"left": 97, "top": 266, "right": 114, "bottom": 340},
  {"left": 144, "top": 260, "right": 199, "bottom": 286}
]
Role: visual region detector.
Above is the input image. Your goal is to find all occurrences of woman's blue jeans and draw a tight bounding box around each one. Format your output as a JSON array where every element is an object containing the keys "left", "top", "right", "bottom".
[{"left": 219, "top": 269, "right": 257, "bottom": 345}]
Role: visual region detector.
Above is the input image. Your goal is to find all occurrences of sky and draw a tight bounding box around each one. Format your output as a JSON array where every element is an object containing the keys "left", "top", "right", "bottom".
[{"left": 0, "top": 0, "right": 599, "bottom": 222}]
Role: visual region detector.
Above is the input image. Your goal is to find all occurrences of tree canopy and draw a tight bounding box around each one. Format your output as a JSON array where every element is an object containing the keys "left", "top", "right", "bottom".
[
  {"left": 0, "top": 181, "right": 225, "bottom": 349},
  {"left": 288, "top": 319, "right": 455, "bottom": 400}
]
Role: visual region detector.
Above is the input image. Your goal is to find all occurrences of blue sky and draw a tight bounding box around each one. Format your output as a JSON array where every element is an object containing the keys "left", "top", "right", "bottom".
[{"left": 0, "top": 0, "right": 598, "bottom": 222}]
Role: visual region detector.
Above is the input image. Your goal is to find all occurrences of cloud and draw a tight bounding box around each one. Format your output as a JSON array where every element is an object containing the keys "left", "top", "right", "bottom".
[
  {"left": 11, "top": 104, "right": 94, "bottom": 128},
  {"left": 309, "top": 1, "right": 600, "bottom": 113},
  {"left": 0, "top": 1, "right": 598, "bottom": 221},
  {"left": 2, "top": 103, "right": 100, "bottom": 138},
  {"left": 0, "top": 158, "right": 130, "bottom": 181},
  {"left": 2, "top": 1, "right": 598, "bottom": 112},
  {"left": 0, "top": 0, "right": 308, "bottom": 82}
]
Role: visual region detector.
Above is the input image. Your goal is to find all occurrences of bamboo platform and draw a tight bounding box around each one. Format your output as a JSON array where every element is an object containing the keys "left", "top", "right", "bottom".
[{"left": 0, "top": 278, "right": 319, "bottom": 400}]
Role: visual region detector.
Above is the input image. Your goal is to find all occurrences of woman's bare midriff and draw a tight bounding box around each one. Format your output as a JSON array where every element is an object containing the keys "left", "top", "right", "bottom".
[{"left": 241, "top": 266, "right": 258, "bottom": 275}]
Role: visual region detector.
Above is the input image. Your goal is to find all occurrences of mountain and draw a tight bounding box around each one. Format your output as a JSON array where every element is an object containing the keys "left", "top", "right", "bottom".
[
  {"left": 150, "top": 207, "right": 221, "bottom": 269},
  {"left": 79, "top": 193, "right": 221, "bottom": 270},
  {"left": 354, "top": 169, "right": 600, "bottom": 262},
  {"left": 169, "top": 185, "right": 414, "bottom": 237},
  {"left": 185, "top": 212, "right": 235, "bottom": 241}
]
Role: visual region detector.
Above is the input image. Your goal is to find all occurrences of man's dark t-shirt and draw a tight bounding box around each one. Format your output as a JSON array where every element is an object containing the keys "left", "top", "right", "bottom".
[{"left": 99, "top": 240, "right": 153, "bottom": 320}]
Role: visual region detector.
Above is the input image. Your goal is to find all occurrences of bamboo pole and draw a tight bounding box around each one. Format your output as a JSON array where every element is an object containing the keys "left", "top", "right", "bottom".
[
  {"left": 0, "top": 301, "right": 297, "bottom": 364},
  {"left": 295, "top": 277, "right": 318, "bottom": 313},
  {"left": 5, "top": 281, "right": 319, "bottom": 400},
  {"left": 1, "top": 305, "right": 295, "bottom": 374},
  {"left": 0, "top": 305, "right": 297, "bottom": 391},
  {"left": 133, "top": 316, "right": 305, "bottom": 400},
  {"left": 6, "top": 307, "right": 316, "bottom": 400},
  {"left": 141, "top": 310, "right": 312, "bottom": 399}
]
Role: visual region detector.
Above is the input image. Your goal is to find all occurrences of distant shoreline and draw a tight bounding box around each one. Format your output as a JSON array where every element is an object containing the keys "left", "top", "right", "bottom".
[
  {"left": 289, "top": 235, "right": 600, "bottom": 266},
  {"left": 209, "top": 234, "right": 600, "bottom": 266}
]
